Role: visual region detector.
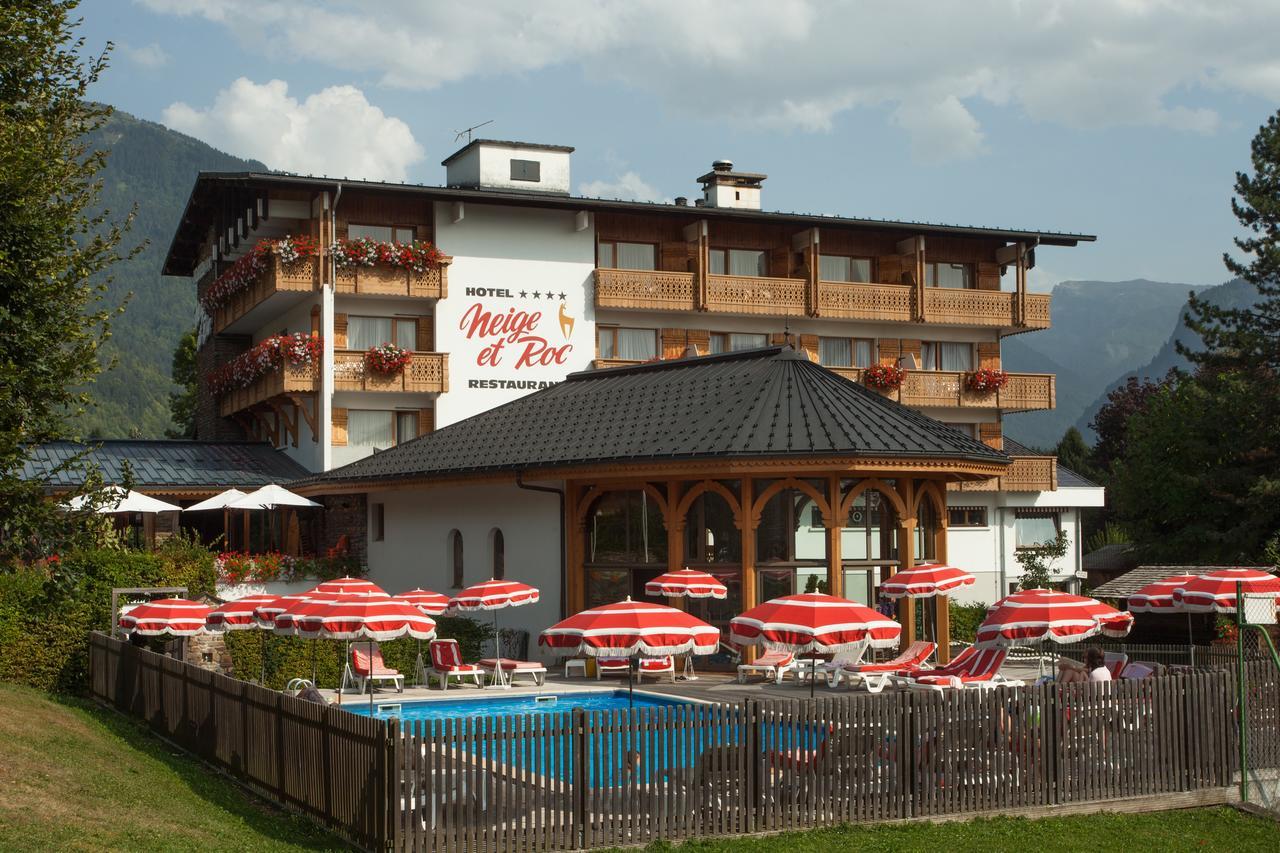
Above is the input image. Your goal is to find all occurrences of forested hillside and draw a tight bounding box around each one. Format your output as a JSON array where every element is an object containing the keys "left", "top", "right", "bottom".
[{"left": 75, "top": 109, "right": 264, "bottom": 438}]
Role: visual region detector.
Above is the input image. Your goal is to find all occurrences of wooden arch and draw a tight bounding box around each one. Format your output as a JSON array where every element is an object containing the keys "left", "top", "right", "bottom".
[
  {"left": 576, "top": 482, "right": 670, "bottom": 526},
  {"left": 675, "top": 479, "right": 745, "bottom": 530},
  {"left": 838, "top": 477, "right": 908, "bottom": 521},
  {"left": 913, "top": 480, "right": 947, "bottom": 521},
  {"left": 750, "top": 478, "right": 833, "bottom": 528}
]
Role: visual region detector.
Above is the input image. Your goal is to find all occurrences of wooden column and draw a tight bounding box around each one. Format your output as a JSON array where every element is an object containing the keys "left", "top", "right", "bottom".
[
  {"left": 740, "top": 477, "right": 757, "bottom": 664},
  {"left": 896, "top": 479, "right": 917, "bottom": 646},
  {"left": 826, "top": 474, "right": 842, "bottom": 598},
  {"left": 934, "top": 493, "right": 952, "bottom": 664},
  {"left": 565, "top": 482, "right": 585, "bottom": 617},
  {"left": 665, "top": 481, "right": 685, "bottom": 610}
]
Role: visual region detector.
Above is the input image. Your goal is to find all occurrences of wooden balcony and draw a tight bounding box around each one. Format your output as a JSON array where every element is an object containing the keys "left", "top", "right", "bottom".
[
  {"left": 218, "top": 362, "right": 319, "bottom": 416},
  {"left": 817, "top": 281, "right": 1052, "bottom": 329},
  {"left": 953, "top": 455, "right": 1058, "bottom": 492},
  {"left": 334, "top": 261, "right": 448, "bottom": 299},
  {"left": 830, "top": 369, "right": 1055, "bottom": 412},
  {"left": 817, "top": 282, "right": 915, "bottom": 323},
  {"left": 594, "top": 268, "right": 696, "bottom": 311},
  {"left": 210, "top": 256, "right": 319, "bottom": 334},
  {"left": 333, "top": 351, "right": 448, "bottom": 393},
  {"left": 705, "top": 274, "right": 807, "bottom": 316}
]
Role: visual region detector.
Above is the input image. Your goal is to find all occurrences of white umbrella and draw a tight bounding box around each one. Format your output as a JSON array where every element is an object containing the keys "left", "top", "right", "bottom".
[
  {"left": 227, "top": 484, "right": 322, "bottom": 510},
  {"left": 65, "top": 486, "right": 181, "bottom": 514},
  {"left": 182, "top": 488, "right": 248, "bottom": 512}
]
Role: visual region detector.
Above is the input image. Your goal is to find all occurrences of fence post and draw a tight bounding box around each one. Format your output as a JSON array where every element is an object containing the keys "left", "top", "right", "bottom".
[
  {"left": 572, "top": 707, "right": 586, "bottom": 850},
  {"left": 743, "top": 698, "right": 759, "bottom": 832},
  {"left": 381, "top": 718, "right": 396, "bottom": 852},
  {"left": 1046, "top": 682, "right": 1059, "bottom": 806},
  {"left": 1235, "top": 581, "right": 1248, "bottom": 803}
]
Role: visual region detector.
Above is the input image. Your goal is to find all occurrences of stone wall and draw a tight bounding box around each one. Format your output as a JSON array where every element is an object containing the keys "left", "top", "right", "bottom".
[
  {"left": 322, "top": 493, "right": 368, "bottom": 566},
  {"left": 182, "top": 632, "right": 235, "bottom": 676},
  {"left": 194, "top": 333, "right": 250, "bottom": 441}
]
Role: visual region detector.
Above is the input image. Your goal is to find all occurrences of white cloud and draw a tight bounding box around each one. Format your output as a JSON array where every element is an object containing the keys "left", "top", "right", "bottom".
[
  {"left": 578, "top": 172, "right": 666, "bottom": 203},
  {"left": 140, "top": 0, "right": 1280, "bottom": 163},
  {"left": 120, "top": 42, "right": 170, "bottom": 69},
  {"left": 162, "top": 78, "right": 424, "bottom": 181}
]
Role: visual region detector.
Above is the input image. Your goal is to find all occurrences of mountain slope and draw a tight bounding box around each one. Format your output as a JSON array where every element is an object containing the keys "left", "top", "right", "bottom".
[
  {"left": 1002, "top": 279, "right": 1208, "bottom": 447},
  {"left": 76, "top": 109, "right": 265, "bottom": 438}
]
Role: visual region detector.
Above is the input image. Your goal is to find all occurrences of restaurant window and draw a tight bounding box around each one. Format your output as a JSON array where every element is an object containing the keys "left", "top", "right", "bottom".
[
  {"left": 920, "top": 341, "right": 974, "bottom": 372},
  {"left": 1015, "top": 510, "right": 1061, "bottom": 549},
  {"left": 372, "top": 503, "right": 385, "bottom": 541},
  {"left": 709, "top": 332, "right": 768, "bottom": 354},
  {"left": 491, "top": 528, "right": 505, "bottom": 580},
  {"left": 818, "top": 254, "right": 872, "bottom": 283},
  {"left": 913, "top": 498, "right": 941, "bottom": 563},
  {"left": 449, "top": 529, "right": 464, "bottom": 588},
  {"left": 818, "top": 337, "right": 873, "bottom": 368},
  {"left": 709, "top": 248, "right": 767, "bottom": 277},
  {"left": 586, "top": 489, "right": 667, "bottom": 607},
  {"left": 925, "top": 261, "right": 974, "bottom": 289},
  {"left": 681, "top": 485, "right": 743, "bottom": 646},
  {"left": 840, "top": 482, "right": 902, "bottom": 605},
  {"left": 755, "top": 481, "right": 829, "bottom": 598},
  {"left": 348, "top": 315, "right": 417, "bottom": 351},
  {"left": 597, "top": 241, "right": 657, "bottom": 270},
  {"left": 349, "top": 223, "right": 416, "bottom": 244},
  {"left": 510, "top": 159, "right": 541, "bottom": 182},
  {"left": 948, "top": 506, "right": 988, "bottom": 527},
  {"left": 597, "top": 326, "right": 657, "bottom": 361},
  {"left": 348, "top": 410, "right": 418, "bottom": 448}
]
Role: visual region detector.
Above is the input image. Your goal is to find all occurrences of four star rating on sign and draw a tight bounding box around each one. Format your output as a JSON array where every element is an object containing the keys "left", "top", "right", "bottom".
[{"left": 518, "top": 291, "right": 566, "bottom": 300}]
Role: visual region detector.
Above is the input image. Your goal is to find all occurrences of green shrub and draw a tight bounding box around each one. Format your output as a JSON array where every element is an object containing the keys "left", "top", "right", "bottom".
[{"left": 948, "top": 600, "right": 989, "bottom": 645}]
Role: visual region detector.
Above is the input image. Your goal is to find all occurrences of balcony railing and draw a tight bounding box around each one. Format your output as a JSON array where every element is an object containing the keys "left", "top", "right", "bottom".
[
  {"left": 210, "top": 256, "right": 319, "bottom": 334},
  {"left": 829, "top": 369, "right": 1055, "bottom": 412},
  {"left": 334, "top": 262, "right": 448, "bottom": 299},
  {"left": 218, "top": 361, "right": 319, "bottom": 417},
  {"left": 817, "top": 282, "right": 915, "bottom": 323},
  {"left": 953, "top": 455, "right": 1058, "bottom": 492},
  {"left": 705, "top": 274, "right": 807, "bottom": 316},
  {"left": 333, "top": 351, "right": 448, "bottom": 393},
  {"left": 594, "top": 268, "right": 695, "bottom": 311}
]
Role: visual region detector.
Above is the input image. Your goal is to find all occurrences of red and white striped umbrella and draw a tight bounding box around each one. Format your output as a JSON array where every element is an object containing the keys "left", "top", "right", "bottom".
[
  {"left": 449, "top": 579, "right": 539, "bottom": 611},
  {"left": 252, "top": 592, "right": 311, "bottom": 628},
  {"left": 880, "top": 564, "right": 976, "bottom": 599},
  {"left": 540, "top": 598, "right": 719, "bottom": 657},
  {"left": 119, "top": 598, "right": 211, "bottom": 637},
  {"left": 1173, "top": 568, "right": 1280, "bottom": 614},
  {"left": 729, "top": 593, "right": 901, "bottom": 654},
  {"left": 645, "top": 568, "right": 728, "bottom": 600},
  {"left": 205, "top": 594, "right": 277, "bottom": 633},
  {"left": 393, "top": 588, "right": 451, "bottom": 616},
  {"left": 311, "top": 576, "right": 388, "bottom": 598},
  {"left": 294, "top": 597, "right": 437, "bottom": 641},
  {"left": 977, "top": 589, "right": 1133, "bottom": 647},
  {"left": 1127, "top": 574, "right": 1199, "bottom": 613}
]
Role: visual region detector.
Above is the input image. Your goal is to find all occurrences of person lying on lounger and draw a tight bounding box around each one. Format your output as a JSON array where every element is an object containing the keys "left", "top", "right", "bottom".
[{"left": 1057, "top": 647, "right": 1110, "bottom": 684}]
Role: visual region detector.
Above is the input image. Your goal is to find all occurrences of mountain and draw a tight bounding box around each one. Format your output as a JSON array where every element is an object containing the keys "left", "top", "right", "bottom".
[
  {"left": 75, "top": 109, "right": 265, "bottom": 438},
  {"left": 1002, "top": 279, "right": 1209, "bottom": 448},
  {"left": 1072, "top": 277, "right": 1259, "bottom": 439}
]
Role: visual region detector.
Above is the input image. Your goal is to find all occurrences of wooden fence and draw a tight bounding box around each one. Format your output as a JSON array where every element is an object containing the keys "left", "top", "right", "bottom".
[
  {"left": 89, "top": 633, "right": 1278, "bottom": 852},
  {"left": 88, "top": 633, "right": 394, "bottom": 850}
]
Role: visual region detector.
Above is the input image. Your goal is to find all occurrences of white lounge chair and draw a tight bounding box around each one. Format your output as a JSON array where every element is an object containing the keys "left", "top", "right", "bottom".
[
  {"left": 901, "top": 647, "right": 1022, "bottom": 692},
  {"left": 637, "top": 656, "right": 675, "bottom": 683},
  {"left": 596, "top": 657, "right": 630, "bottom": 680},
  {"left": 737, "top": 650, "right": 796, "bottom": 685},
  {"left": 350, "top": 643, "right": 404, "bottom": 694},
  {"left": 478, "top": 657, "right": 548, "bottom": 687},
  {"left": 427, "top": 639, "right": 484, "bottom": 690},
  {"left": 832, "top": 640, "right": 937, "bottom": 692}
]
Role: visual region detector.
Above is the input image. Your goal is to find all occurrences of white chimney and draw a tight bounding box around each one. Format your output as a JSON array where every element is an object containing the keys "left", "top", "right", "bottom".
[
  {"left": 442, "top": 139, "right": 574, "bottom": 194},
  {"left": 696, "top": 159, "right": 767, "bottom": 210}
]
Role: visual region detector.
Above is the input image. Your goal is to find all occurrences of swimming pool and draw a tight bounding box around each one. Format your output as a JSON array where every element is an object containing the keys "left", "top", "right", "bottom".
[{"left": 343, "top": 690, "right": 686, "bottom": 722}]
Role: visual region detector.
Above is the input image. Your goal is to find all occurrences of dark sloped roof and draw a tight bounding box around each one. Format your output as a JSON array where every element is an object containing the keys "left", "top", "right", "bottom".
[
  {"left": 1090, "top": 565, "right": 1272, "bottom": 598},
  {"left": 1003, "top": 436, "right": 1102, "bottom": 488},
  {"left": 22, "top": 440, "right": 309, "bottom": 492},
  {"left": 298, "top": 347, "right": 1007, "bottom": 488},
  {"left": 1082, "top": 543, "right": 1136, "bottom": 573}
]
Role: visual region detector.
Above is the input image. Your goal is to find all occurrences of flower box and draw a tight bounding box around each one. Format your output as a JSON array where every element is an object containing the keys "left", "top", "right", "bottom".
[
  {"left": 864, "top": 363, "right": 906, "bottom": 391},
  {"left": 965, "top": 368, "right": 1010, "bottom": 395}
]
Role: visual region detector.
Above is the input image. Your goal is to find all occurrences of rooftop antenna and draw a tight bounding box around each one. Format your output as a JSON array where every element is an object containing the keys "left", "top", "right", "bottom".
[{"left": 454, "top": 120, "right": 494, "bottom": 144}]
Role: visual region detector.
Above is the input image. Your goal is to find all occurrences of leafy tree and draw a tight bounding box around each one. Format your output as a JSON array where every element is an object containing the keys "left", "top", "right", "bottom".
[
  {"left": 1053, "top": 427, "right": 1101, "bottom": 483},
  {"left": 1015, "top": 529, "right": 1070, "bottom": 590},
  {"left": 1088, "top": 374, "right": 1174, "bottom": 473},
  {"left": 0, "top": 2, "right": 132, "bottom": 560},
  {"left": 166, "top": 328, "right": 198, "bottom": 438}
]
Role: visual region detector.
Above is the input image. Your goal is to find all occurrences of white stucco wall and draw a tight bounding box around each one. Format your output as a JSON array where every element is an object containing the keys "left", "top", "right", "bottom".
[{"left": 364, "top": 481, "right": 564, "bottom": 663}]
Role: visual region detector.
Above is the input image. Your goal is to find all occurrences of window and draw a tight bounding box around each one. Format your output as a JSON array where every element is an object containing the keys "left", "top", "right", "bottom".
[
  {"left": 709, "top": 248, "right": 767, "bottom": 277},
  {"left": 510, "top": 159, "right": 541, "bottom": 182},
  {"left": 948, "top": 506, "right": 987, "bottom": 527},
  {"left": 348, "top": 316, "right": 417, "bottom": 351},
  {"left": 597, "top": 327, "right": 657, "bottom": 361},
  {"left": 491, "top": 528, "right": 505, "bottom": 580},
  {"left": 709, "top": 332, "right": 768, "bottom": 353},
  {"left": 1015, "top": 510, "right": 1061, "bottom": 549},
  {"left": 920, "top": 341, "right": 973, "bottom": 371},
  {"left": 372, "top": 503, "right": 385, "bottom": 541},
  {"left": 597, "top": 241, "right": 657, "bottom": 270},
  {"left": 449, "top": 529, "right": 464, "bottom": 588},
  {"left": 348, "top": 223, "right": 415, "bottom": 244},
  {"left": 926, "top": 261, "right": 974, "bottom": 289},
  {"left": 818, "top": 337, "right": 873, "bottom": 368},
  {"left": 818, "top": 254, "right": 872, "bottom": 282},
  {"left": 348, "top": 410, "right": 418, "bottom": 447}
]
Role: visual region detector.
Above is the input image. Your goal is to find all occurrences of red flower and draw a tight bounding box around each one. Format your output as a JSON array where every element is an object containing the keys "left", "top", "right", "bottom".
[
  {"left": 965, "top": 369, "right": 1009, "bottom": 394},
  {"left": 864, "top": 363, "right": 906, "bottom": 390}
]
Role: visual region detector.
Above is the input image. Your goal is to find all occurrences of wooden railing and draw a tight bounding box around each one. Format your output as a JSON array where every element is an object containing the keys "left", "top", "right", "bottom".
[
  {"left": 218, "top": 361, "right": 319, "bottom": 416},
  {"left": 953, "top": 455, "right": 1059, "bottom": 492},
  {"left": 706, "top": 273, "right": 807, "bottom": 316},
  {"left": 594, "top": 268, "right": 696, "bottom": 311},
  {"left": 830, "top": 369, "right": 1055, "bottom": 411},
  {"left": 817, "top": 281, "right": 915, "bottom": 322},
  {"left": 333, "top": 350, "right": 447, "bottom": 393},
  {"left": 334, "top": 260, "right": 448, "bottom": 299},
  {"left": 210, "top": 256, "right": 319, "bottom": 334}
]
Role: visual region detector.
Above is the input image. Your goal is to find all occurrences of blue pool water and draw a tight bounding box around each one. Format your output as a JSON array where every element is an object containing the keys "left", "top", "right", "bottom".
[{"left": 344, "top": 690, "right": 685, "bottom": 722}]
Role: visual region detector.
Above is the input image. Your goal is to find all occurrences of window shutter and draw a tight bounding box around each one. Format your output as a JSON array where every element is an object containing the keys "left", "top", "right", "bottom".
[
  {"left": 878, "top": 339, "right": 901, "bottom": 365},
  {"left": 900, "top": 340, "right": 922, "bottom": 365},
  {"left": 418, "top": 407, "right": 434, "bottom": 436},
  {"left": 978, "top": 421, "right": 1002, "bottom": 450},
  {"left": 976, "top": 261, "right": 1000, "bottom": 291},
  {"left": 660, "top": 328, "right": 688, "bottom": 360},
  {"left": 334, "top": 313, "right": 348, "bottom": 349},
  {"left": 799, "top": 334, "right": 820, "bottom": 362},
  {"left": 416, "top": 316, "right": 433, "bottom": 352},
  {"left": 769, "top": 332, "right": 788, "bottom": 346},
  {"left": 685, "top": 329, "right": 710, "bottom": 355},
  {"left": 659, "top": 241, "right": 688, "bottom": 271},
  {"left": 332, "top": 407, "right": 348, "bottom": 446},
  {"left": 877, "top": 254, "right": 902, "bottom": 284},
  {"left": 769, "top": 246, "right": 790, "bottom": 277},
  {"left": 976, "top": 342, "right": 1001, "bottom": 370}
]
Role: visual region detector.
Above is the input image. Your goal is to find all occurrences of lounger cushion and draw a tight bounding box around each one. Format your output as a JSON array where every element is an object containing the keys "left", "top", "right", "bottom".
[
  {"left": 435, "top": 663, "right": 483, "bottom": 674},
  {"left": 479, "top": 658, "right": 546, "bottom": 672}
]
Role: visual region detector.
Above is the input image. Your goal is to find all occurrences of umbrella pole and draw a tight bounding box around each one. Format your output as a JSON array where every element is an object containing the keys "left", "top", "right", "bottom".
[
  {"left": 259, "top": 630, "right": 266, "bottom": 685},
  {"left": 494, "top": 610, "right": 503, "bottom": 689},
  {"left": 1187, "top": 611, "right": 1196, "bottom": 668},
  {"left": 369, "top": 639, "right": 375, "bottom": 714}
]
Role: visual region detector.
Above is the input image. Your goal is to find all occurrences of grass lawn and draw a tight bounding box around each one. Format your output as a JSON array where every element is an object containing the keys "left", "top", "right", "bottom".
[{"left": 0, "top": 683, "right": 343, "bottom": 852}]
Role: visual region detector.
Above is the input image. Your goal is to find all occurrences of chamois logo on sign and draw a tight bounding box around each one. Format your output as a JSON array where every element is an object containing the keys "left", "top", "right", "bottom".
[{"left": 558, "top": 302, "right": 575, "bottom": 340}]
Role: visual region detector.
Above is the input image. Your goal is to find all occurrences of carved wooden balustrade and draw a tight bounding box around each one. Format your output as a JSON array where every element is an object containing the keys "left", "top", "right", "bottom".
[
  {"left": 333, "top": 351, "right": 448, "bottom": 393},
  {"left": 817, "top": 282, "right": 915, "bottom": 322},
  {"left": 594, "top": 268, "right": 696, "bottom": 311},
  {"left": 953, "top": 455, "right": 1058, "bottom": 492},
  {"left": 334, "top": 261, "right": 449, "bottom": 299},
  {"left": 210, "top": 256, "right": 319, "bottom": 334},
  {"left": 218, "top": 361, "right": 319, "bottom": 416},
  {"left": 705, "top": 274, "right": 807, "bottom": 316},
  {"left": 828, "top": 368, "right": 1055, "bottom": 412}
]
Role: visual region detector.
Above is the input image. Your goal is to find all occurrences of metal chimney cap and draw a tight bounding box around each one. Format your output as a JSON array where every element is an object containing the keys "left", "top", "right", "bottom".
[{"left": 712, "top": 159, "right": 734, "bottom": 172}]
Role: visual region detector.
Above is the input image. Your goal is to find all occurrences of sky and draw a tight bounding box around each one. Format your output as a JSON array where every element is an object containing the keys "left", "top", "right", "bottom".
[{"left": 77, "top": 0, "right": 1280, "bottom": 292}]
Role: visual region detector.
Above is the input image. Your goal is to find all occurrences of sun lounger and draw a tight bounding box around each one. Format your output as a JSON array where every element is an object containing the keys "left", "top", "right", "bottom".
[
  {"left": 902, "top": 647, "right": 1021, "bottom": 691},
  {"left": 1104, "top": 651, "right": 1128, "bottom": 680},
  {"left": 737, "top": 650, "right": 796, "bottom": 685},
  {"left": 351, "top": 643, "right": 405, "bottom": 694},
  {"left": 596, "top": 657, "right": 631, "bottom": 680},
  {"left": 428, "top": 639, "right": 484, "bottom": 690},
  {"left": 1121, "top": 661, "right": 1155, "bottom": 680},
  {"left": 478, "top": 657, "right": 548, "bottom": 686},
  {"left": 832, "top": 640, "right": 937, "bottom": 692},
  {"left": 637, "top": 656, "right": 675, "bottom": 683}
]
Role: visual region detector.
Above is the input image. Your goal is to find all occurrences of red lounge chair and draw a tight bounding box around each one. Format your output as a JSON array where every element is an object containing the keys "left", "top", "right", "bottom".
[
  {"left": 596, "top": 657, "right": 630, "bottom": 680},
  {"left": 902, "top": 647, "right": 1020, "bottom": 691},
  {"left": 428, "top": 639, "right": 484, "bottom": 690},
  {"left": 637, "top": 656, "right": 675, "bottom": 683},
  {"left": 833, "top": 640, "right": 937, "bottom": 693},
  {"left": 737, "top": 650, "right": 796, "bottom": 685},
  {"left": 351, "top": 643, "right": 404, "bottom": 694},
  {"left": 478, "top": 657, "right": 548, "bottom": 686},
  {"left": 1104, "top": 651, "right": 1128, "bottom": 680}
]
